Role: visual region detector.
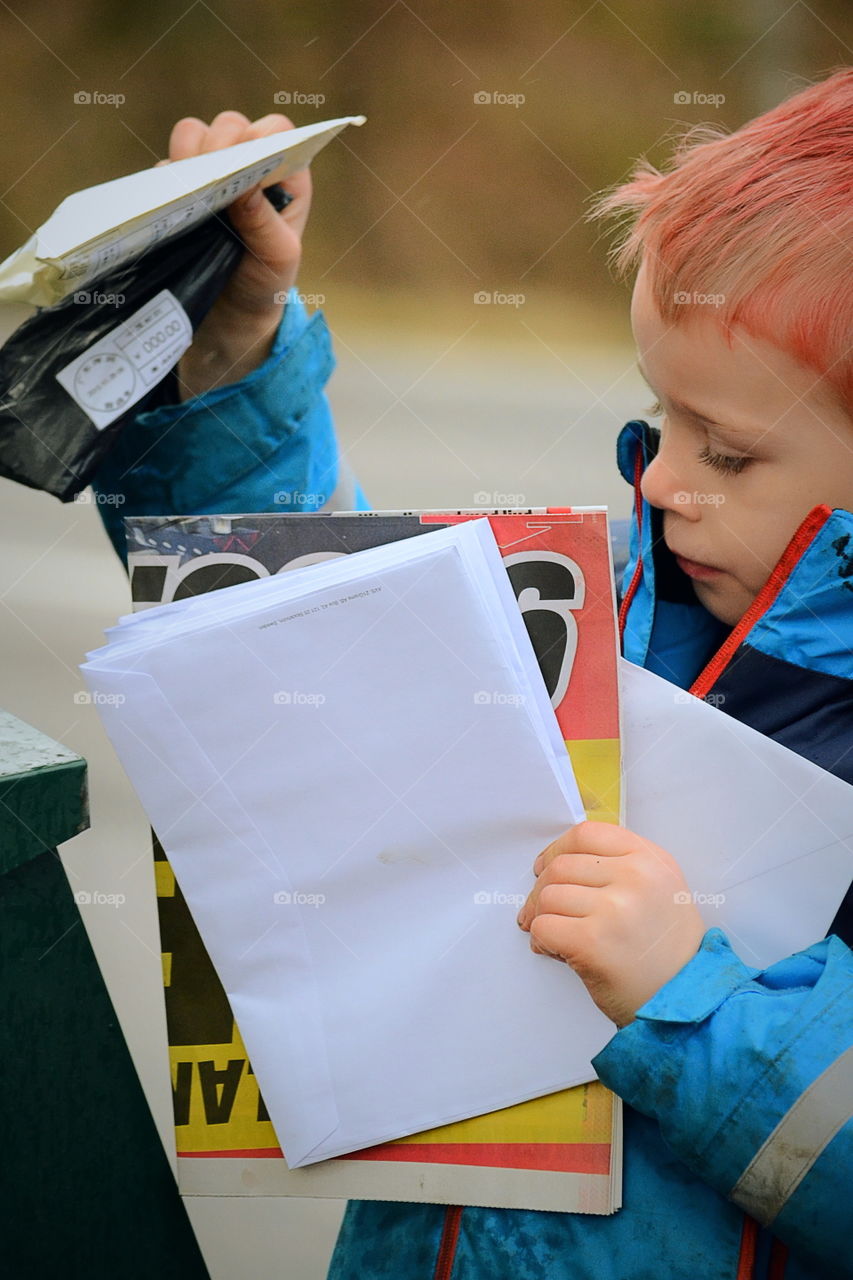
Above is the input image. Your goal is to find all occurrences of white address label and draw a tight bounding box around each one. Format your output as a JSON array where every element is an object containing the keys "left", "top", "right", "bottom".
[{"left": 55, "top": 288, "right": 192, "bottom": 430}]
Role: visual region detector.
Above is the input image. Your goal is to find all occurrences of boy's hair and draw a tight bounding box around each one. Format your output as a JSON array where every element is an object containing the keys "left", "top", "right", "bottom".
[{"left": 591, "top": 69, "right": 853, "bottom": 414}]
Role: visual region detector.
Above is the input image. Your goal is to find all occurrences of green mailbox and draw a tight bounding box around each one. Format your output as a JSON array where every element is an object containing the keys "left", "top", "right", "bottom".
[{"left": 0, "top": 710, "right": 209, "bottom": 1278}]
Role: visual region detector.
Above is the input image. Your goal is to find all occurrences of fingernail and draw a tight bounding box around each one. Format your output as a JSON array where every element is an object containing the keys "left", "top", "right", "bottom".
[
  {"left": 533, "top": 853, "right": 544, "bottom": 875},
  {"left": 242, "top": 187, "right": 263, "bottom": 212}
]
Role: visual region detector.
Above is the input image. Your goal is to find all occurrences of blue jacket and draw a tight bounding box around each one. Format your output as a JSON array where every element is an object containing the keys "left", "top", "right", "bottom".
[{"left": 94, "top": 321, "right": 853, "bottom": 1279}]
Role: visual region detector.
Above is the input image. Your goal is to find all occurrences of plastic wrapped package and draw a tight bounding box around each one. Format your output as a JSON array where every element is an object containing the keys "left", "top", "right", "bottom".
[
  {"left": 0, "top": 190, "right": 280, "bottom": 501},
  {"left": 0, "top": 115, "right": 365, "bottom": 500}
]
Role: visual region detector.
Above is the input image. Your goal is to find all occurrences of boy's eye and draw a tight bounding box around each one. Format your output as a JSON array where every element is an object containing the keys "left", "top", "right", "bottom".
[{"left": 697, "top": 443, "right": 751, "bottom": 476}]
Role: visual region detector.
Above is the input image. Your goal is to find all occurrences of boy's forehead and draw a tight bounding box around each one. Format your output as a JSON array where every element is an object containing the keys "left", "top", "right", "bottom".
[
  {"left": 630, "top": 269, "right": 716, "bottom": 372},
  {"left": 629, "top": 263, "right": 685, "bottom": 350},
  {"left": 628, "top": 261, "right": 651, "bottom": 327},
  {"left": 630, "top": 278, "right": 848, "bottom": 438}
]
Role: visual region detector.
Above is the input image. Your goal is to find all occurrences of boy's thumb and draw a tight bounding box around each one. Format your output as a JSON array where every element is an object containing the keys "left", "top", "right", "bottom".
[
  {"left": 239, "top": 186, "right": 265, "bottom": 214},
  {"left": 226, "top": 184, "right": 301, "bottom": 295}
]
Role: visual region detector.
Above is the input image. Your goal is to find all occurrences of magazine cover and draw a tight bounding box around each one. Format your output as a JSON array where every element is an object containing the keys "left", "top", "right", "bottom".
[{"left": 128, "top": 508, "right": 623, "bottom": 1213}]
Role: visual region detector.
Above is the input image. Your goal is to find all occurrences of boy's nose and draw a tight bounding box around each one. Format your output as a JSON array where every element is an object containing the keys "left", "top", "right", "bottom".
[{"left": 640, "top": 452, "right": 701, "bottom": 519}]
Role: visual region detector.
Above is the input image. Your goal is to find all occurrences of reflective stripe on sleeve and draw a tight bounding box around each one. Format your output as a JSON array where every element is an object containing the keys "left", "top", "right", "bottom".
[{"left": 730, "top": 1044, "right": 853, "bottom": 1225}]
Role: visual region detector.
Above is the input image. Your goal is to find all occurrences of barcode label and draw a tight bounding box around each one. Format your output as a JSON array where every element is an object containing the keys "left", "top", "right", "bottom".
[{"left": 55, "top": 288, "right": 192, "bottom": 430}]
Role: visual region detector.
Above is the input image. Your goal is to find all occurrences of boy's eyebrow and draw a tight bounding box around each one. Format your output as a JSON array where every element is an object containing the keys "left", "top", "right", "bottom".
[{"left": 636, "top": 361, "right": 760, "bottom": 442}]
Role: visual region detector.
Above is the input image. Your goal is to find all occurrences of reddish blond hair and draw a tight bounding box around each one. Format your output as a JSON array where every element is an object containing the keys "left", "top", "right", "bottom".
[{"left": 591, "top": 70, "right": 853, "bottom": 413}]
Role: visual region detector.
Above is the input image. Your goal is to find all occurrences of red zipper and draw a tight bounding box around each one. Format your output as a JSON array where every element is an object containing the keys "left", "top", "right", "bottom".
[
  {"left": 433, "top": 1206, "right": 463, "bottom": 1280},
  {"left": 689, "top": 505, "right": 832, "bottom": 699},
  {"left": 736, "top": 1215, "right": 759, "bottom": 1279},
  {"left": 734, "top": 1216, "right": 790, "bottom": 1279},
  {"left": 433, "top": 1203, "right": 781, "bottom": 1279}
]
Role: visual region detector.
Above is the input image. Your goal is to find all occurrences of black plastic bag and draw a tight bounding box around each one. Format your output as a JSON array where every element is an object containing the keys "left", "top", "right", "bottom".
[{"left": 0, "top": 186, "right": 287, "bottom": 501}]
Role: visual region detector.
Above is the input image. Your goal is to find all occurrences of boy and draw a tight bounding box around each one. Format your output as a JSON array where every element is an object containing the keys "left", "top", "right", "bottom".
[{"left": 94, "top": 75, "right": 853, "bottom": 1278}]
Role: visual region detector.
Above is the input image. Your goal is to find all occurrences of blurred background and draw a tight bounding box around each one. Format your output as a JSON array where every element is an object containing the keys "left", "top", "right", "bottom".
[{"left": 1, "top": 2, "right": 851, "bottom": 1276}]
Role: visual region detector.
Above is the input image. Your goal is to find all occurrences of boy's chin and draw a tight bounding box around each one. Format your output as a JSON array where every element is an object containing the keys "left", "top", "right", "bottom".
[{"left": 689, "top": 577, "right": 753, "bottom": 628}]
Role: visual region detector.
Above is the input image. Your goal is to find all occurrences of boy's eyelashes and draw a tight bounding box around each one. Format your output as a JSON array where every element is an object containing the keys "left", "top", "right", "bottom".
[
  {"left": 697, "top": 443, "right": 751, "bottom": 475},
  {"left": 643, "top": 399, "right": 753, "bottom": 475}
]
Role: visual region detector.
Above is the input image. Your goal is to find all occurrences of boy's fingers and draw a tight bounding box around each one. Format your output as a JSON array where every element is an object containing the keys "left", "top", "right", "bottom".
[
  {"left": 168, "top": 116, "right": 208, "bottom": 162},
  {"left": 521, "top": 822, "right": 636, "bottom": 931},
  {"left": 243, "top": 117, "right": 300, "bottom": 180},
  {"left": 529, "top": 913, "right": 584, "bottom": 960},
  {"left": 157, "top": 109, "right": 311, "bottom": 292},
  {"left": 538, "top": 853, "right": 613, "bottom": 890},
  {"left": 169, "top": 111, "right": 251, "bottom": 162},
  {"left": 201, "top": 110, "right": 252, "bottom": 153},
  {"left": 518, "top": 855, "right": 609, "bottom": 929},
  {"left": 533, "top": 821, "right": 634, "bottom": 875},
  {"left": 243, "top": 115, "right": 313, "bottom": 228},
  {"left": 245, "top": 112, "right": 296, "bottom": 137},
  {"left": 536, "top": 882, "right": 599, "bottom": 919},
  {"left": 227, "top": 185, "right": 296, "bottom": 271}
]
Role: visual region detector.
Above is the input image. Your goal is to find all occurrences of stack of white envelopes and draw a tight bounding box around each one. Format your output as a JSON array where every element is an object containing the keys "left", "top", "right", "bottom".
[{"left": 82, "top": 517, "right": 611, "bottom": 1168}]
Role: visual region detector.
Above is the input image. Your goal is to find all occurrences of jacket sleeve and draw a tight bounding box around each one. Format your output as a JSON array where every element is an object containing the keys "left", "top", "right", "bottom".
[
  {"left": 592, "top": 926, "right": 853, "bottom": 1274},
  {"left": 90, "top": 291, "right": 368, "bottom": 563}
]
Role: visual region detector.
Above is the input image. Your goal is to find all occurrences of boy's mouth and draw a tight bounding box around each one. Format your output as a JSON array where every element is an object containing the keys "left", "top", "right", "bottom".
[{"left": 672, "top": 552, "right": 724, "bottom": 581}]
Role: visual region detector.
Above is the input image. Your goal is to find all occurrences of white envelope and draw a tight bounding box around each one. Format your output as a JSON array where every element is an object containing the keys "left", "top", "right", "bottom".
[
  {"left": 83, "top": 519, "right": 606, "bottom": 1168},
  {"left": 0, "top": 115, "right": 365, "bottom": 305},
  {"left": 83, "top": 524, "right": 853, "bottom": 1169},
  {"left": 621, "top": 660, "right": 853, "bottom": 968}
]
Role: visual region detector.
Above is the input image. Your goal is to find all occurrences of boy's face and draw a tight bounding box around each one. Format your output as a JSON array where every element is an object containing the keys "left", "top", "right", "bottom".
[{"left": 631, "top": 264, "right": 853, "bottom": 626}]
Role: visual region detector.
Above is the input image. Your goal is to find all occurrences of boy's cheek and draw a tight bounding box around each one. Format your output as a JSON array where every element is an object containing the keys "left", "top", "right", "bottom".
[{"left": 688, "top": 573, "right": 755, "bottom": 628}]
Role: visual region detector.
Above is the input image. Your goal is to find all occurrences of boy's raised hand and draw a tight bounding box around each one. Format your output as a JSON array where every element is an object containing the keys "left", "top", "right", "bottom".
[
  {"left": 157, "top": 110, "right": 312, "bottom": 399},
  {"left": 517, "top": 821, "right": 706, "bottom": 1028}
]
